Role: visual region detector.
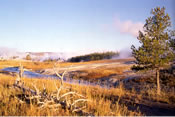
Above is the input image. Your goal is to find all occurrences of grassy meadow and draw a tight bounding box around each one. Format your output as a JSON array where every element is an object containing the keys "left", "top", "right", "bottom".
[
  {"left": 0, "top": 59, "right": 175, "bottom": 116},
  {"left": 0, "top": 74, "right": 141, "bottom": 116}
]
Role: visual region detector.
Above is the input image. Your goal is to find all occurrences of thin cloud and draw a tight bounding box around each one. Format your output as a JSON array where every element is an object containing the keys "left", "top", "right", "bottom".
[{"left": 115, "top": 18, "right": 144, "bottom": 37}]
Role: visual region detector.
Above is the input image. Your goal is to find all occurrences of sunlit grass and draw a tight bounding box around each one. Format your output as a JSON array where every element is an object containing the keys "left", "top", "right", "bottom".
[
  {"left": 0, "top": 73, "right": 174, "bottom": 116},
  {"left": 0, "top": 59, "right": 174, "bottom": 116},
  {"left": 78, "top": 66, "right": 130, "bottom": 79},
  {"left": 0, "top": 58, "right": 134, "bottom": 70},
  {"left": 0, "top": 74, "right": 141, "bottom": 116}
]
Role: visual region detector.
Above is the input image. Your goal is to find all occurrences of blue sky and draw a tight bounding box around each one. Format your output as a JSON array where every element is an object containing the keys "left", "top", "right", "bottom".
[{"left": 0, "top": 0, "right": 174, "bottom": 54}]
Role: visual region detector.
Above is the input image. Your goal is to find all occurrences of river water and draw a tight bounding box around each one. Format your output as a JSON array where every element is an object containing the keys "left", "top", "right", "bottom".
[
  {"left": 1, "top": 67, "right": 107, "bottom": 87},
  {"left": 1, "top": 67, "right": 141, "bottom": 89}
]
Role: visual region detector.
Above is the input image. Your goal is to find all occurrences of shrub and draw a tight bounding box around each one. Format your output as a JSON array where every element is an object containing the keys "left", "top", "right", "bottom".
[{"left": 26, "top": 54, "right": 32, "bottom": 60}]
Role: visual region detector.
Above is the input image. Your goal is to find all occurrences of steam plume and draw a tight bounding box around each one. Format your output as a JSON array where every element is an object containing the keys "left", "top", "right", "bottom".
[{"left": 115, "top": 18, "right": 144, "bottom": 37}]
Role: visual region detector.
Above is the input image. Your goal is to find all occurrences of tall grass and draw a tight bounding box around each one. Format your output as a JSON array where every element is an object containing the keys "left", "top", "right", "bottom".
[{"left": 0, "top": 74, "right": 141, "bottom": 116}]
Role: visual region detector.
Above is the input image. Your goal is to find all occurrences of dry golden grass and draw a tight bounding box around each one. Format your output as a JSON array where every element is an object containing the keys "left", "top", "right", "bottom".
[
  {"left": 0, "top": 73, "right": 141, "bottom": 116},
  {"left": 0, "top": 60, "right": 54, "bottom": 70},
  {"left": 1, "top": 74, "right": 174, "bottom": 116},
  {"left": 0, "top": 58, "right": 134, "bottom": 70},
  {"left": 79, "top": 66, "right": 130, "bottom": 79},
  {"left": 138, "top": 85, "right": 175, "bottom": 104},
  {"left": 70, "top": 65, "right": 131, "bottom": 80},
  {"left": 1, "top": 59, "right": 174, "bottom": 116}
]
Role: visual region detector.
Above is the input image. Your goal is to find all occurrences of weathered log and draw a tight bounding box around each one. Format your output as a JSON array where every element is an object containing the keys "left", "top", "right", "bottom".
[{"left": 11, "top": 62, "right": 88, "bottom": 114}]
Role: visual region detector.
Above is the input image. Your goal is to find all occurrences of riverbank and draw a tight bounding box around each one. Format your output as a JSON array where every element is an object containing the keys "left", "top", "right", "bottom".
[
  {"left": 0, "top": 73, "right": 175, "bottom": 116},
  {"left": 0, "top": 59, "right": 175, "bottom": 116}
]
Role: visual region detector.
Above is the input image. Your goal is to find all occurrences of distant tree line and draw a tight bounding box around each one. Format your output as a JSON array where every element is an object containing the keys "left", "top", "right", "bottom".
[{"left": 68, "top": 51, "right": 119, "bottom": 62}]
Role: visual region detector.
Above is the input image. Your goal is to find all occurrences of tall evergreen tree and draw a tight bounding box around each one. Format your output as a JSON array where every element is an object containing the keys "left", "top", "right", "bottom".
[
  {"left": 131, "top": 7, "right": 174, "bottom": 95},
  {"left": 170, "top": 31, "right": 175, "bottom": 55}
]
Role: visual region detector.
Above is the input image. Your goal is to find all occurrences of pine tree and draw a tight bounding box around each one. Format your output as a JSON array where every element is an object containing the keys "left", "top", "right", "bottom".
[
  {"left": 170, "top": 31, "right": 175, "bottom": 55},
  {"left": 131, "top": 7, "right": 174, "bottom": 95}
]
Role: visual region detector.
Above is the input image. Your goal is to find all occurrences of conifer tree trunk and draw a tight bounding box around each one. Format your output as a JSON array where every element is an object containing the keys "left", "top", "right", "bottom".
[{"left": 156, "top": 68, "right": 160, "bottom": 95}]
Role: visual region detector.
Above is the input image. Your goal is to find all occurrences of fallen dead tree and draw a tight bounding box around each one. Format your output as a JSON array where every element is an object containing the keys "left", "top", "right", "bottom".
[{"left": 12, "top": 62, "right": 89, "bottom": 114}]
